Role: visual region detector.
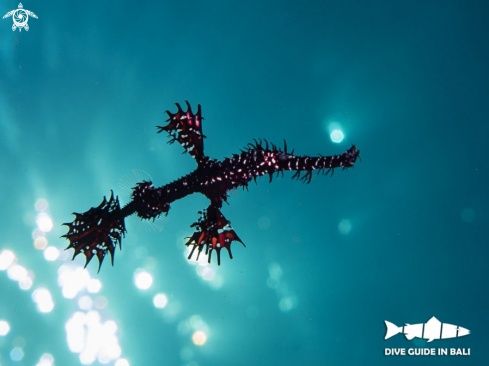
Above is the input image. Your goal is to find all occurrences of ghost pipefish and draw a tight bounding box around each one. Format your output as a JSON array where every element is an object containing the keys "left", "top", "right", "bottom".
[{"left": 62, "top": 101, "right": 360, "bottom": 272}]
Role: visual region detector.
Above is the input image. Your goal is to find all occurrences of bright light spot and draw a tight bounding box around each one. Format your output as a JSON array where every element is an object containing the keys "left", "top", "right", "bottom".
[
  {"left": 0, "top": 320, "right": 10, "bottom": 336},
  {"left": 36, "top": 353, "right": 54, "bottom": 366},
  {"left": 65, "top": 312, "right": 86, "bottom": 353},
  {"left": 323, "top": 121, "right": 345, "bottom": 144},
  {"left": 80, "top": 351, "right": 96, "bottom": 365},
  {"left": 65, "top": 311, "right": 122, "bottom": 365},
  {"left": 279, "top": 296, "right": 297, "bottom": 312},
  {"left": 78, "top": 296, "right": 93, "bottom": 310},
  {"left": 330, "top": 129, "right": 344, "bottom": 143},
  {"left": 32, "top": 287, "right": 55, "bottom": 313},
  {"left": 153, "top": 293, "right": 168, "bottom": 308},
  {"left": 35, "top": 199, "right": 49, "bottom": 212},
  {"left": 115, "top": 358, "right": 130, "bottom": 366},
  {"left": 134, "top": 269, "right": 153, "bottom": 290},
  {"left": 19, "top": 275, "right": 33, "bottom": 290},
  {"left": 34, "top": 237, "right": 49, "bottom": 250},
  {"left": 192, "top": 331, "right": 207, "bottom": 346},
  {"left": 87, "top": 278, "right": 102, "bottom": 293},
  {"left": 36, "top": 213, "right": 54, "bottom": 232},
  {"left": 0, "top": 249, "right": 16, "bottom": 270},
  {"left": 338, "top": 219, "right": 352, "bottom": 235},
  {"left": 44, "top": 246, "right": 60, "bottom": 261},
  {"left": 184, "top": 315, "right": 210, "bottom": 345},
  {"left": 105, "top": 320, "right": 118, "bottom": 333},
  {"left": 10, "top": 347, "right": 24, "bottom": 361},
  {"left": 461, "top": 208, "right": 475, "bottom": 223},
  {"left": 7, "top": 264, "right": 27, "bottom": 281},
  {"left": 58, "top": 265, "right": 91, "bottom": 299}
]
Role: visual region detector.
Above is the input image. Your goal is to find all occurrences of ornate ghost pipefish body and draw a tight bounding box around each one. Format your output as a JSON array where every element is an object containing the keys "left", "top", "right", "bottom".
[{"left": 62, "top": 101, "right": 360, "bottom": 271}]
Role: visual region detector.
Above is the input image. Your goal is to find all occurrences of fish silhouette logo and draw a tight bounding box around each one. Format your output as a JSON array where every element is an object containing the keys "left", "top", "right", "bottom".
[
  {"left": 385, "top": 316, "right": 470, "bottom": 342},
  {"left": 3, "top": 3, "right": 38, "bottom": 32}
]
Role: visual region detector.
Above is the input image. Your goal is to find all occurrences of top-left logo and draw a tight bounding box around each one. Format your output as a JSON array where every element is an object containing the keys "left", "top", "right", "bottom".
[{"left": 3, "top": 3, "right": 38, "bottom": 32}]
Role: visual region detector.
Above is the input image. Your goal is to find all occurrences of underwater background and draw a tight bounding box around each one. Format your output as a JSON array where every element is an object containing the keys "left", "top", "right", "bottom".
[{"left": 0, "top": 1, "right": 488, "bottom": 365}]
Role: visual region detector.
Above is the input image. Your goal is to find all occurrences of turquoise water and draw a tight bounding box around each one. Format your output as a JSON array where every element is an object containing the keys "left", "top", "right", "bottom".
[{"left": 1, "top": 1, "right": 488, "bottom": 365}]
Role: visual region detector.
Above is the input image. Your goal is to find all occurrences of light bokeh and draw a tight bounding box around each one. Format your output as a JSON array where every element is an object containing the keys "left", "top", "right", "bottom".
[
  {"left": 0, "top": 320, "right": 10, "bottom": 336},
  {"left": 10, "top": 347, "right": 24, "bottom": 361},
  {"left": 34, "top": 237, "right": 49, "bottom": 250},
  {"left": 133, "top": 269, "right": 153, "bottom": 290},
  {"left": 87, "top": 278, "right": 102, "bottom": 293},
  {"left": 267, "top": 262, "right": 298, "bottom": 312},
  {"left": 44, "top": 246, "right": 60, "bottom": 261},
  {"left": 58, "top": 265, "right": 91, "bottom": 299},
  {"left": 330, "top": 129, "right": 345, "bottom": 143},
  {"left": 338, "top": 218, "right": 352, "bottom": 235},
  {"left": 0, "top": 249, "right": 16, "bottom": 270},
  {"left": 32, "top": 287, "right": 55, "bottom": 313},
  {"left": 114, "top": 358, "right": 130, "bottom": 366},
  {"left": 36, "top": 212, "right": 54, "bottom": 232},
  {"left": 192, "top": 331, "right": 207, "bottom": 346},
  {"left": 65, "top": 311, "right": 122, "bottom": 365},
  {"left": 323, "top": 120, "right": 346, "bottom": 143},
  {"left": 153, "top": 293, "right": 168, "bottom": 308},
  {"left": 35, "top": 199, "right": 49, "bottom": 212},
  {"left": 35, "top": 353, "right": 55, "bottom": 366}
]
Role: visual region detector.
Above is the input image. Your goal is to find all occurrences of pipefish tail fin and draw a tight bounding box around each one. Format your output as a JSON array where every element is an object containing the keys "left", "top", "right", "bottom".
[{"left": 62, "top": 191, "right": 127, "bottom": 272}]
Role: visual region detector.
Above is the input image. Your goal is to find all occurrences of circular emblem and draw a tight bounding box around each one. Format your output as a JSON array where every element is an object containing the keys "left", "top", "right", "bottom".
[
  {"left": 13, "top": 9, "right": 28, "bottom": 28},
  {"left": 3, "top": 3, "right": 38, "bottom": 32}
]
